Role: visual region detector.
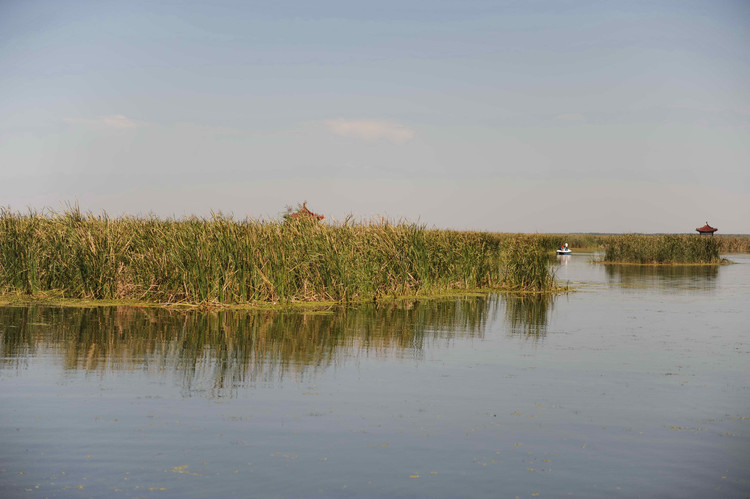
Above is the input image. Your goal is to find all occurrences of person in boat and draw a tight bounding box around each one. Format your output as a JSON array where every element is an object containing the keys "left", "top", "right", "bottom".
[{"left": 560, "top": 243, "right": 568, "bottom": 251}]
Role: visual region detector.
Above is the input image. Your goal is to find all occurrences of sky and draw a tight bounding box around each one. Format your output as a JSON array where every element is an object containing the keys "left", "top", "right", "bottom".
[{"left": 1, "top": 0, "right": 749, "bottom": 233}]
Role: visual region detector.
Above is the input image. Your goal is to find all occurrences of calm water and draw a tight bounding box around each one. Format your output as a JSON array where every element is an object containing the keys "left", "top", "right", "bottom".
[{"left": 1, "top": 255, "right": 749, "bottom": 498}]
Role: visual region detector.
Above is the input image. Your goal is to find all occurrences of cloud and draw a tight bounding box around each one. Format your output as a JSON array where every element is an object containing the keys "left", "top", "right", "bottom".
[
  {"left": 323, "top": 119, "right": 415, "bottom": 144},
  {"left": 64, "top": 114, "right": 140, "bottom": 129}
]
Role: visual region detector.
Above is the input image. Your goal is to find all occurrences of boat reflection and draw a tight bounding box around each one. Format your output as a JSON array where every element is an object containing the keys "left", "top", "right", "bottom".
[{"left": 556, "top": 254, "right": 571, "bottom": 265}]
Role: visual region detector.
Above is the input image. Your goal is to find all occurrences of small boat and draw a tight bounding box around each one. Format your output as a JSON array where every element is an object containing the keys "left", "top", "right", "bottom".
[{"left": 556, "top": 244, "right": 571, "bottom": 255}]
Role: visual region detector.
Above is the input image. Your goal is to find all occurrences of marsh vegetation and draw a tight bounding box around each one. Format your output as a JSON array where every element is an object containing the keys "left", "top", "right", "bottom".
[
  {"left": 535, "top": 233, "right": 749, "bottom": 255},
  {"left": 600, "top": 234, "right": 722, "bottom": 264},
  {"left": 0, "top": 208, "right": 557, "bottom": 306},
  {"left": 2, "top": 208, "right": 743, "bottom": 306}
]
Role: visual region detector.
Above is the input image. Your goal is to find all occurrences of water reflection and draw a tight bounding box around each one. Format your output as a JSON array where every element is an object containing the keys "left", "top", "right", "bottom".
[
  {"left": 555, "top": 254, "right": 571, "bottom": 265},
  {"left": 604, "top": 264, "right": 719, "bottom": 292},
  {"left": 0, "top": 293, "right": 558, "bottom": 394},
  {"left": 504, "top": 294, "right": 554, "bottom": 341},
  {"left": 0, "top": 299, "right": 499, "bottom": 392}
]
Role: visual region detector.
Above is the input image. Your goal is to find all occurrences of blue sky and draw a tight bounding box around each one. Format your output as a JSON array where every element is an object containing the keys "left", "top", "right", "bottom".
[{"left": 2, "top": 0, "right": 748, "bottom": 233}]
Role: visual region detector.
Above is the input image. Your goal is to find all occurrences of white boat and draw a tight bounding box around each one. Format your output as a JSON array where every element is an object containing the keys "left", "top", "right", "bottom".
[{"left": 556, "top": 244, "right": 571, "bottom": 255}]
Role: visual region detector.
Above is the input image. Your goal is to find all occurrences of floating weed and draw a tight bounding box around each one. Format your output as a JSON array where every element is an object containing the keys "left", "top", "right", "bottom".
[{"left": 168, "top": 465, "right": 199, "bottom": 476}]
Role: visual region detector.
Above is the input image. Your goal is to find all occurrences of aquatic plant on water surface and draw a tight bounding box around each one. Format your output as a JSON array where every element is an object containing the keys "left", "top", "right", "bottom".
[
  {"left": 523, "top": 233, "right": 749, "bottom": 255},
  {"left": 602, "top": 234, "right": 722, "bottom": 264},
  {"left": 0, "top": 208, "right": 558, "bottom": 305}
]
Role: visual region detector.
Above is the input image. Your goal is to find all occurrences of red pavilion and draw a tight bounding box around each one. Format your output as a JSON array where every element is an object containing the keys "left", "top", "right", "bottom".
[
  {"left": 696, "top": 222, "right": 717, "bottom": 235},
  {"left": 286, "top": 202, "right": 324, "bottom": 221}
]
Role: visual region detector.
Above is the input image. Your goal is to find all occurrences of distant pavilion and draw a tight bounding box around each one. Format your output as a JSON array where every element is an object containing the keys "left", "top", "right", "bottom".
[
  {"left": 286, "top": 202, "right": 324, "bottom": 221},
  {"left": 696, "top": 222, "right": 717, "bottom": 235}
]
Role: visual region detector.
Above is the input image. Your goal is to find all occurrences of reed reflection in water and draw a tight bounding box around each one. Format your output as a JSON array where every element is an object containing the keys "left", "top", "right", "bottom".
[
  {"left": 503, "top": 294, "right": 554, "bottom": 341},
  {"left": 0, "top": 294, "right": 556, "bottom": 394},
  {"left": 0, "top": 297, "right": 509, "bottom": 394},
  {"left": 604, "top": 263, "right": 720, "bottom": 292}
]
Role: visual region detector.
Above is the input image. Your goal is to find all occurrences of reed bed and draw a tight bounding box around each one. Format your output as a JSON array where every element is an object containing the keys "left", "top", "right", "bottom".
[
  {"left": 531, "top": 233, "right": 750, "bottom": 254},
  {"left": 533, "top": 233, "right": 608, "bottom": 252},
  {"left": 601, "top": 234, "right": 722, "bottom": 264},
  {"left": 713, "top": 235, "right": 750, "bottom": 254},
  {"left": 497, "top": 236, "right": 556, "bottom": 291},
  {"left": 0, "top": 208, "right": 556, "bottom": 305}
]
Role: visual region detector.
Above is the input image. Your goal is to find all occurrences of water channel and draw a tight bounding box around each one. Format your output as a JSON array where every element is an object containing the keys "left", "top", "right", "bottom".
[{"left": 1, "top": 254, "right": 749, "bottom": 498}]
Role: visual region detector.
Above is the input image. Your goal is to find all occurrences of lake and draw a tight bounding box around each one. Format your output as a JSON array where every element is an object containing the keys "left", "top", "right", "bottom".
[{"left": 1, "top": 254, "right": 749, "bottom": 498}]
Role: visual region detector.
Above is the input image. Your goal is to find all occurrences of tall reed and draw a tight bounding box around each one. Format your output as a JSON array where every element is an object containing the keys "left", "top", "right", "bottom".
[
  {"left": 499, "top": 236, "right": 556, "bottom": 291},
  {"left": 531, "top": 233, "right": 749, "bottom": 254},
  {"left": 602, "top": 234, "right": 721, "bottom": 264},
  {"left": 0, "top": 208, "right": 556, "bottom": 304},
  {"left": 714, "top": 235, "right": 750, "bottom": 254}
]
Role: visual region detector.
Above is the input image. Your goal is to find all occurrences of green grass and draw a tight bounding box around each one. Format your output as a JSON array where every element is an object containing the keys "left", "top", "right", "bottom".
[{"left": 0, "top": 208, "right": 558, "bottom": 305}]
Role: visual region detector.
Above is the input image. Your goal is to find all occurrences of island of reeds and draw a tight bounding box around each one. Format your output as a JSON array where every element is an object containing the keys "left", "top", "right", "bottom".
[
  {"left": 533, "top": 233, "right": 749, "bottom": 256},
  {"left": 533, "top": 233, "right": 742, "bottom": 264},
  {"left": 0, "top": 208, "right": 557, "bottom": 307},
  {"left": 598, "top": 234, "right": 725, "bottom": 265}
]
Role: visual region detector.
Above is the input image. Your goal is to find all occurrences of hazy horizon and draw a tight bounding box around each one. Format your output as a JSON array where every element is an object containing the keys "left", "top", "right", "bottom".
[{"left": 2, "top": 0, "right": 748, "bottom": 234}]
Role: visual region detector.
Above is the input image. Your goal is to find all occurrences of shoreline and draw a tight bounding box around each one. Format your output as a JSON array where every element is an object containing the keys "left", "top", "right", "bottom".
[
  {"left": 0, "top": 285, "right": 570, "bottom": 312},
  {"left": 595, "top": 258, "right": 734, "bottom": 266}
]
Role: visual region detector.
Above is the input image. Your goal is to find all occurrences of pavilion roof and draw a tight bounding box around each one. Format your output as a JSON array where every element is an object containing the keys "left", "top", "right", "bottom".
[
  {"left": 287, "top": 202, "right": 324, "bottom": 221},
  {"left": 696, "top": 222, "right": 717, "bottom": 233}
]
